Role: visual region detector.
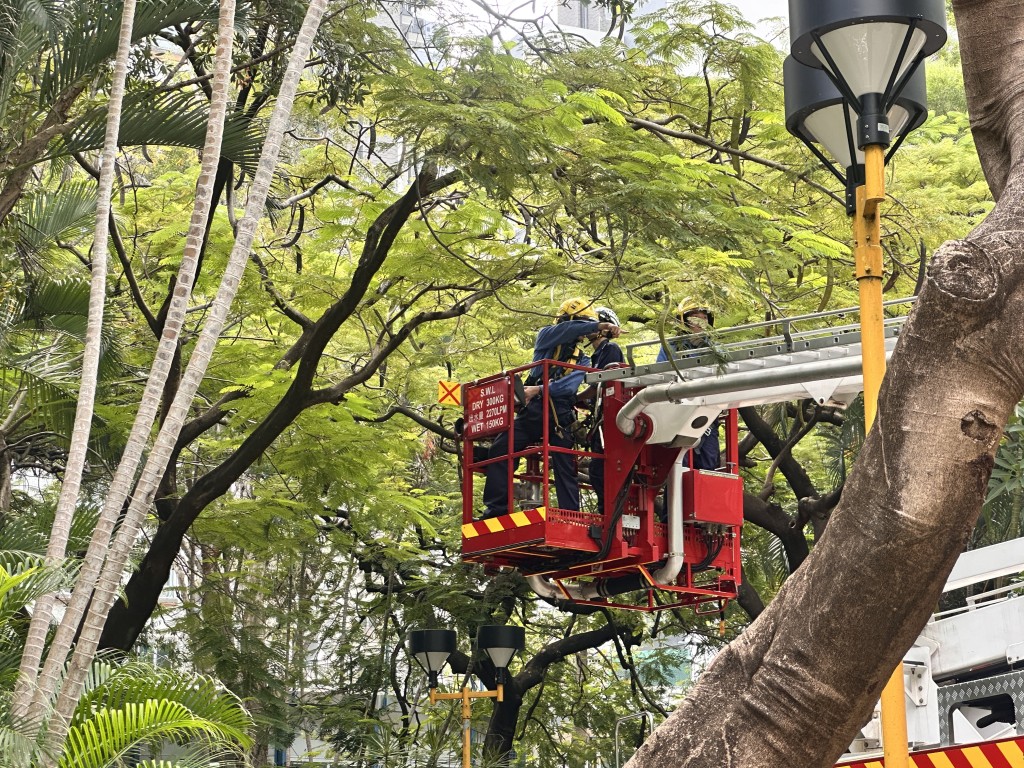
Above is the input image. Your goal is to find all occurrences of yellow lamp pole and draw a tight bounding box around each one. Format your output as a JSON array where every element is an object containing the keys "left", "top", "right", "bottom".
[
  {"left": 854, "top": 144, "right": 909, "bottom": 767},
  {"left": 427, "top": 683, "right": 504, "bottom": 768},
  {"left": 854, "top": 145, "right": 887, "bottom": 425}
]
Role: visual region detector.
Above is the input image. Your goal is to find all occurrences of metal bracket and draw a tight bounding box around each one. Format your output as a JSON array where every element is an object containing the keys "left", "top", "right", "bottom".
[{"left": 907, "top": 665, "right": 928, "bottom": 707}]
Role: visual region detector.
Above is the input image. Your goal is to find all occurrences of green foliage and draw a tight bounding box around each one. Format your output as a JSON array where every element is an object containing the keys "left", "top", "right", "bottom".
[
  {"left": 0, "top": 275, "right": 122, "bottom": 465},
  {"left": 0, "top": 533, "right": 253, "bottom": 768},
  {"left": 975, "top": 404, "right": 1024, "bottom": 550},
  {"left": 820, "top": 397, "right": 865, "bottom": 489},
  {"left": 8, "top": 181, "right": 95, "bottom": 269},
  {"left": 59, "top": 93, "right": 265, "bottom": 177},
  {"left": 63, "top": 662, "right": 252, "bottom": 768},
  {"left": 40, "top": 0, "right": 219, "bottom": 100},
  {"left": 0, "top": 0, "right": 993, "bottom": 762}
]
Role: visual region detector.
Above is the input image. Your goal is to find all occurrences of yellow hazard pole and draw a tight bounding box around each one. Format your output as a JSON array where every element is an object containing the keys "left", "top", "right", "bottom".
[{"left": 855, "top": 144, "right": 909, "bottom": 767}]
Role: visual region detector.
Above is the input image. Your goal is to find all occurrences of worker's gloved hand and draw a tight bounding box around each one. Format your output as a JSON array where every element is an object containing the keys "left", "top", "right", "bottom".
[
  {"left": 523, "top": 385, "right": 541, "bottom": 403},
  {"left": 571, "top": 419, "right": 590, "bottom": 446},
  {"left": 512, "top": 375, "right": 527, "bottom": 408}
]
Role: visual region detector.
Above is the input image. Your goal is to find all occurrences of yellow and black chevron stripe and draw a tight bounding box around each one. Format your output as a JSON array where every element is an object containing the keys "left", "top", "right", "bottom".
[
  {"left": 462, "top": 508, "right": 546, "bottom": 539},
  {"left": 840, "top": 737, "right": 1024, "bottom": 768}
]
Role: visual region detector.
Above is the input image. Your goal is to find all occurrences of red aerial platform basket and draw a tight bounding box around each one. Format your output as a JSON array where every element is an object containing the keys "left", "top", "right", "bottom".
[{"left": 459, "top": 360, "right": 745, "bottom": 613}]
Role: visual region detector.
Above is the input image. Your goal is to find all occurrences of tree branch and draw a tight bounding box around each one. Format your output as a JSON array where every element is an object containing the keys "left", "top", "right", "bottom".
[
  {"left": 626, "top": 116, "right": 844, "bottom": 204},
  {"left": 742, "top": 492, "right": 808, "bottom": 573},
  {"left": 307, "top": 291, "right": 488, "bottom": 406},
  {"left": 355, "top": 405, "right": 457, "bottom": 441},
  {"left": 739, "top": 406, "right": 818, "bottom": 500}
]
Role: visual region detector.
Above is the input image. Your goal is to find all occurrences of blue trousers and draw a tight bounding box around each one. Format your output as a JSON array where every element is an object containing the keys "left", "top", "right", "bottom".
[{"left": 482, "top": 399, "right": 579, "bottom": 515}]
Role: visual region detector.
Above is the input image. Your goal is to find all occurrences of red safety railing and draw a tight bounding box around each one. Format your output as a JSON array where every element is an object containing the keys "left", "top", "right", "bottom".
[{"left": 460, "top": 358, "right": 599, "bottom": 526}]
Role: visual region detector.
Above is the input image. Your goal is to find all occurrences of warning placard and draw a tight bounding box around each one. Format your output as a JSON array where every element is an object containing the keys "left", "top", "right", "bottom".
[
  {"left": 463, "top": 378, "right": 512, "bottom": 438},
  {"left": 438, "top": 380, "right": 461, "bottom": 406}
]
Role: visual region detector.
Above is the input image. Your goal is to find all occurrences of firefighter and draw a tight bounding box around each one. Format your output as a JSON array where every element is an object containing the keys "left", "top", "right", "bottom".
[
  {"left": 658, "top": 300, "right": 721, "bottom": 471},
  {"left": 657, "top": 300, "right": 715, "bottom": 362},
  {"left": 480, "top": 298, "right": 621, "bottom": 519},
  {"left": 584, "top": 307, "right": 625, "bottom": 514}
]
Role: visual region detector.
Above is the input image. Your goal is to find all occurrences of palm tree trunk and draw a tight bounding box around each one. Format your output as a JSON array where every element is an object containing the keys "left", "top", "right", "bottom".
[
  {"left": 0, "top": 435, "right": 10, "bottom": 518},
  {"left": 47, "top": 0, "right": 329, "bottom": 737},
  {"left": 12, "top": 0, "right": 138, "bottom": 720},
  {"left": 26, "top": 0, "right": 238, "bottom": 724}
]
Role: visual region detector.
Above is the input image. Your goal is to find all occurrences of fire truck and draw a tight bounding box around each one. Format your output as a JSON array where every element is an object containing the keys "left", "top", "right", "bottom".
[
  {"left": 458, "top": 299, "right": 1024, "bottom": 765},
  {"left": 839, "top": 535, "right": 1024, "bottom": 765}
]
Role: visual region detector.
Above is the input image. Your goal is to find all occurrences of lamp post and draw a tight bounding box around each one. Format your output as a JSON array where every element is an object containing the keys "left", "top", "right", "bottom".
[
  {"left": 786, "top": 1, "right": 946, "bottom": 766},
  {"left": 408, "top": 625, "right": 525, "bottom": 768}
]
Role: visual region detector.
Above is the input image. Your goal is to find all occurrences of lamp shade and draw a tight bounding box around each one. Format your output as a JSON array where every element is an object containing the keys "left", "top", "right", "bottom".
[
  {"left": 785, "top": 55, "right": 926, "bottom": 170},
  {"left": 789, "top": 0, "right": 946, "bottom": 99},
  {"left": 407, "top": 629, "right": 456, "bottom": 675},
  {"left": 476, "top": 625, "right": 525, "bottom": 670}
]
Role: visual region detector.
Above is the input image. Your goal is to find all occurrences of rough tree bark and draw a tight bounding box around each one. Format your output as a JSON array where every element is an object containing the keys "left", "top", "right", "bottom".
[{"left": 625, "top": 1, "right": 1024, "bottom": 765}]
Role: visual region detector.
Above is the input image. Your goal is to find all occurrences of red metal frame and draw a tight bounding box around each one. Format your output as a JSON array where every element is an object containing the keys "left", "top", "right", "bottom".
[{"left": 460, "top": 362, "right": 744, "bottom": 613}]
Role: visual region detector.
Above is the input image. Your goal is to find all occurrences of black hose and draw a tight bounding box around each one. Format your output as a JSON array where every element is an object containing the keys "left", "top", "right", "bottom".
[{"left": 693, "top": 532, "right": 726, "bottom": 572}]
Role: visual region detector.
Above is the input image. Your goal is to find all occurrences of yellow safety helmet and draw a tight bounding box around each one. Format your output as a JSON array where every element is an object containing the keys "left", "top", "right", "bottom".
[
  {"left": 556, "top": 297, "right": 598, "bottom": 323},
  {"left": 676, "top": 299, "right": 714, "bottom": 327}
]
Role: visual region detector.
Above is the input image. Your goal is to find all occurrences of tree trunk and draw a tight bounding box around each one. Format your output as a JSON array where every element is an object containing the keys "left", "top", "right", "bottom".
[
  {"left": 483, "top": 687, "right": 522, "bottom": 763},
  {"left": 31, "top": 0, "right": 237, "bottom": 730},
  {"left": 625, "top": 2, "right": 1024, "bottom": 765},
  {"left": 13, "top": 0, "right": 137, "bottom": 722},
  {"left": 48, "top": 0, "right": 330, "bottom": 735}
]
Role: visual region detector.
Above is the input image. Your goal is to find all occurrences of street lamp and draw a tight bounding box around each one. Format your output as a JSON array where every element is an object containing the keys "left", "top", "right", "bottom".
[
  {"left": 408, "top": 625, "right": 525, "bottom": 768},
  {"left": 784, "top": 56, "right": 927, "bottom": 216},
  {"left": 786, "top": 3, "right": 946, "bottom": 767},
  {"left": 789, "top": 0, "right": 946, "bottom": 112},
  {"left": 408, "top": 628, "right": 456, "bottom": 689},
  {"left": 787, "top": 0, "right": 946, "bottom": 418}
]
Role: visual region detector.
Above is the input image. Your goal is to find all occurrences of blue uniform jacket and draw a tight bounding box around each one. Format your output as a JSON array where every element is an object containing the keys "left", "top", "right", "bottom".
[
  {"left": 528, "top": 320, "right": 597, "bottom": 402},
  {"left": 657, "top": 334, "right": 709, "bottom": 363}
]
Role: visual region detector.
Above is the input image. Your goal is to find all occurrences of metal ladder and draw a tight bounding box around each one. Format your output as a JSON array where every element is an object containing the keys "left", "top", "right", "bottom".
[{"left": 587, "top": 298, "right": 915, "bottom": 410}]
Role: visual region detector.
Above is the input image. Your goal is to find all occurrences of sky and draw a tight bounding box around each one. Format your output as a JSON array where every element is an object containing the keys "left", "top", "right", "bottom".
[
  {"left": 474, "top": 0, "right": 795, "bottom": 44},
  {"left": 725, "top": 0, "right": 791, "bottom": 44},
  {"left": 730, "top": 0, "right": 789, "bottom": 24},
  {"left": 448, "top": 0, "right": 797, "bottom": 55}
]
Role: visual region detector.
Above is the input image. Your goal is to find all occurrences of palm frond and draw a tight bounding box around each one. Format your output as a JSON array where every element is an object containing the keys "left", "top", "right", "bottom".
[
  {"left": 17, "top": 0, "right": 65, "bottom": 30},
  {"left": 9, "top": 182, "right": 96, "bottom": 263},
  {"left": 24, "top": 278, "right": 124, "bottom": 381},
  {"left": 0, "top": 561, "right": 67, "bottom": 628},
  {"left": 2, "top": 347, "right": 82, "bottom": 437},
  {"left": 0, "top": 725, "right": 51, "bottom": 768},
  {"left": 0, "top": 277, "right": 125, "bottom": 393},
  {"left": 75, "top": 662, "right": 253, "bottom": 742},
  {"left": 59, "top": 92, "right": 264, "bottom": 177},
  {"left": 41, "top": 0, "right": 219, "bottom": 101},
  {"left": 22, "top": 502, "right": 100, "bottom": 557},
  {"left": 62, "top": 662, "right": 253, "bottom": 768},
  {"left": 0, "top": 0, "right": 65, "bottom": 125},
  {"left": 818, "top": 396, "right": 864, "bottom": 488},
  {"left": 0, "top": 289, "right": 23, "bottom": 358}
]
